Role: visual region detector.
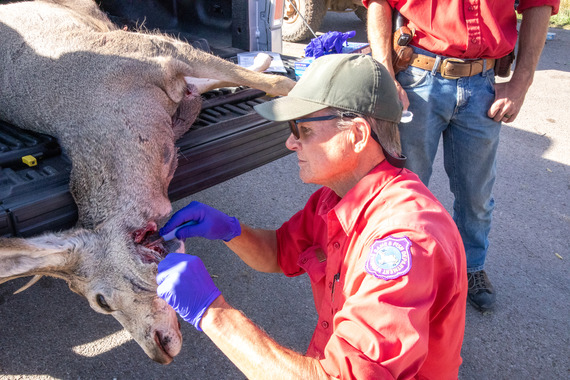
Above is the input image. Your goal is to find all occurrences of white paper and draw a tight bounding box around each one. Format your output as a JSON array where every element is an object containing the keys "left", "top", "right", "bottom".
[{"left": 237, "top": 51, "right": 287, "bottom": 73}]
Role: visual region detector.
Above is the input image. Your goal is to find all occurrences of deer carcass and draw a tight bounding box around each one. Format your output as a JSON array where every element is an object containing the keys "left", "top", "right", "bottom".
[{"left": 0, "top": 0, "right": 295, "bottom": 364}]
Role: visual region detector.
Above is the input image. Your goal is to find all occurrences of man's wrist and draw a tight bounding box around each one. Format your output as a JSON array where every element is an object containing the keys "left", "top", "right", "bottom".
[
  {"left": 199, "top": 295, "right": 230, "bottom": 331},
  {"left": 510, "top": 67, "right": 534, "bottom": 91},
  {"left": 223, "top": 217, "right": 242, "bottom": 242}
]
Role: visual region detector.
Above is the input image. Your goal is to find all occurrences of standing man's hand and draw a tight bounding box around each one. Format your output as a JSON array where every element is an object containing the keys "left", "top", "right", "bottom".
[
  {"left": 157, "top": 253, "right": 221, "bottom": 331},
  {"left": 160, "top": 201, "right": 241, "bottom": 242},
  {"left": 394, "top": 80, "right": 410, "bottom": 111},
  {"left": 488, "top": 80, "right": 528, "bottom": 123},
  {"left": 488, "top": 5, "right": 553, "bottom": 123}
]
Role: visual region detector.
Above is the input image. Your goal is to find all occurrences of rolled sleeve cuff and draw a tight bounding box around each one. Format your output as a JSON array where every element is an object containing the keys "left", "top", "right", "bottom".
[
  {"left": 517, "top": 0, "right": 559, "bottom": 15},
  {"left": 362, "top": 0, "right": 398, "bottom": 9},
  {"left": 319, "top": 337, "right": 397, "bottom": 380}
]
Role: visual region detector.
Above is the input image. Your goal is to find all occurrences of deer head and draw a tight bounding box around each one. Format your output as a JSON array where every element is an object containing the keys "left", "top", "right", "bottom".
[{"left": 0, "top": 221, "right": 185, "bottom": 364}]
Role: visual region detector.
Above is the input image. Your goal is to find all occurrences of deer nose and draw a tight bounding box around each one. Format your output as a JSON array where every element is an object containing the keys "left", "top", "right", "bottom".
[{"left": 153, "top": 328, "right": 182, "bottom": 363}]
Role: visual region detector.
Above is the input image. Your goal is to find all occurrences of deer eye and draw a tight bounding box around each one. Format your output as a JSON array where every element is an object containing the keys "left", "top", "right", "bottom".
[{"left": 96, "top": 294, "right": 112, "bottom": 312}]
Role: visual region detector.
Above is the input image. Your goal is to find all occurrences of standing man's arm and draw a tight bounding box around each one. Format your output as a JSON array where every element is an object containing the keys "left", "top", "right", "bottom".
[
  {"left": 367, "top": 0, "right": 410, "bottom": 110},
  {"left": 488, "top": 6, "right": 553, "bottom": 122}
]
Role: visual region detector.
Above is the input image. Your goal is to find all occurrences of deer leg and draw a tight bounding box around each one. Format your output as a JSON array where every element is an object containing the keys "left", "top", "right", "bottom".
[{"left": 185, "top": 53, "right": 275, "bottom": 94}]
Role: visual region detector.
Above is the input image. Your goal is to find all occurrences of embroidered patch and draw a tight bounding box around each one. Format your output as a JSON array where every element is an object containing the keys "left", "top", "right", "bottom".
[{"left": 365, "top": 235, "right": 412, "bottom": 280}]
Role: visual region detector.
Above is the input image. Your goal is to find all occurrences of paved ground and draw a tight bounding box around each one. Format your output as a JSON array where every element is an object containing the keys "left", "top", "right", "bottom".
[{"left": 1, "top": 11, "right": 568, "bottom": 380}]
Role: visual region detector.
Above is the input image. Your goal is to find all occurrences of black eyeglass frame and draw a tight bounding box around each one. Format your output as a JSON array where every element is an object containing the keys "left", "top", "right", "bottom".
[{"left": 288, "top": 113, "right": 361, "bottom": 140}]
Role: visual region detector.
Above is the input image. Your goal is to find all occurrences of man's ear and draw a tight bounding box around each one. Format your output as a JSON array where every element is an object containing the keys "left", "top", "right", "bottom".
[{"left": 351, "top": 117, "right": 373, "bottom": 152}]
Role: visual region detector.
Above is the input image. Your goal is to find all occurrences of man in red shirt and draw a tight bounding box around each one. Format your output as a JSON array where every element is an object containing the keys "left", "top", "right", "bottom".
[
  {"left": 156, "top": 54, "right": 467, "bottom": 378},
  {"left": 365, "top": 0, "right": 559, "bottom": 311}
]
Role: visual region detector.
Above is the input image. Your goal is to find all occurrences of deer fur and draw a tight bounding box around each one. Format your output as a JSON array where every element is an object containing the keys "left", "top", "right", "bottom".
[{"left": 0, "top": 0, "right": 295, "bottom": 364}]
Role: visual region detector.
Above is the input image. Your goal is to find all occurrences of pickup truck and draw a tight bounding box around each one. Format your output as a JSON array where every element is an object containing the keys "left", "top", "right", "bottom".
[{"left": 0, "top": 0, "right": 296, "bottom": 237}]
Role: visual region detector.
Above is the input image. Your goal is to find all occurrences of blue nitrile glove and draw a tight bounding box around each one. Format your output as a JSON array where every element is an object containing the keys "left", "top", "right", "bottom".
[
  {"left": 160, "top": 201, "right": 241, "bottom": 242},
  {"left": 157, "top": 253, "right": 221, "bottom": 331},
  {"left": 304, "top": 36, "right": 325, "bottom": 58},
  {"left": 304, "top": 30, "right": 356, "bottom": 58}
]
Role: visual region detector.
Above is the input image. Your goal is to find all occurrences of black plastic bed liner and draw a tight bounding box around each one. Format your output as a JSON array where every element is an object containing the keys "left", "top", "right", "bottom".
[{"left": 0, "top": 85, "right": 293, "bottom": 238}]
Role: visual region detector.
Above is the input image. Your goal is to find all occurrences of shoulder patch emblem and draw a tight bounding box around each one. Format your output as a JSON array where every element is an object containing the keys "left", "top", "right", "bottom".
[{"left": 365, "top": 235, "right": 412, "bottom": 280}]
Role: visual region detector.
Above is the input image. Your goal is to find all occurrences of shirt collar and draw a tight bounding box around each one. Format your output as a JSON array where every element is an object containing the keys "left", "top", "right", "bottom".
[{"left": 317, "top": 160, "right": 402, "bottom": 234}]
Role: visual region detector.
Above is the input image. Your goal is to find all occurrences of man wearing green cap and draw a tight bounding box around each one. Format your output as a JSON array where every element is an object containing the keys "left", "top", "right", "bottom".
[{"left": 156, "top": 54, "right": 467, "bottom": 379}]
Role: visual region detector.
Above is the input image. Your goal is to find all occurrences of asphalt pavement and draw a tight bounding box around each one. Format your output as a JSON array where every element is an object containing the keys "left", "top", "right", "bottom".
[{"left": 0, "top": 11, "right": 568, "bottom": 380}]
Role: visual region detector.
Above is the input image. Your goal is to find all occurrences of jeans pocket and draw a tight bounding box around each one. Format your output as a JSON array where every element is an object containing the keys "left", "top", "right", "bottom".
[
  {"left": 397, "top": 66, "right": 429, "bottom": 89},
  {"left": 485, "top": 71, "right": 496, "bottom": 95}
]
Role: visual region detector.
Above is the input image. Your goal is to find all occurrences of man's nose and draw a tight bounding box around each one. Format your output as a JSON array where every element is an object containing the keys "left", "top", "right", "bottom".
[{"left": 285, "top": 134, "right": 299, "bottom": 151}]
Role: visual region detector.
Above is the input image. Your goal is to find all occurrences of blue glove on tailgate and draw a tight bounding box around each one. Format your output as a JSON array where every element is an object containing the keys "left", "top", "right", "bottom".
[
  {"left": 157, "top": 253, "right": 221, "bottom": 331},
  {"left": 304, "top": 30, "right": 356, "bottom": 58},
  {"left": 160, "top": 201, "right": 241, "bottom": 242}
]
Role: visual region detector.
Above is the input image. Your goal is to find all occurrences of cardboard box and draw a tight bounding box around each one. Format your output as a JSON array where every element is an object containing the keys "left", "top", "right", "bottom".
[
  {"left": 294, "top": 57, "right": 315, "bottom": 80},
  {"left": 341, "top": 42, "right": 372, "bottom": 55}
]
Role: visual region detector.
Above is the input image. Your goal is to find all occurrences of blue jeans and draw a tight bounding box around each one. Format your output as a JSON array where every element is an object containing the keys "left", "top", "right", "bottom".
[{"left": 396, "top": 47, "right": 501, "bottom": 273}]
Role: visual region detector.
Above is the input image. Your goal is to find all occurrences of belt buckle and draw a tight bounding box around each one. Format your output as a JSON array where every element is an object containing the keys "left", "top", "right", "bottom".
[{"left": 440, "top": 58, "right": 466, "bottom": 80}]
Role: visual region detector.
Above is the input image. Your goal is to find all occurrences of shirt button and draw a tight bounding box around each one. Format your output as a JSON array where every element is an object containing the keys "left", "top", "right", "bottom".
[
  {"left": 471, "top": 38, "right": 477, "bottom": 44},
  {"left": 333, "top": 242, "right": 340, "bottom": 249},
  {"left": 321, "top": 321, "right": 329, "bottom": 329},
  {"left": 301, "top": 257, "right": 308, "bottom": 264},
  {"left": 468, "top": 5, "right": 474, "bottom": 11},
  {"left": 328, "top": 282, "right": 333, "bottom": 289}
]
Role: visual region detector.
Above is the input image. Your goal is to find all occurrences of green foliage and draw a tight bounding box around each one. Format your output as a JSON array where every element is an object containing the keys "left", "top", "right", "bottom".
[
  {"left": 550, "top": 0, "right": 570, "bottom": 29},
  {"left": 516, "top": 1, "right": 569, "bottom": 29}
]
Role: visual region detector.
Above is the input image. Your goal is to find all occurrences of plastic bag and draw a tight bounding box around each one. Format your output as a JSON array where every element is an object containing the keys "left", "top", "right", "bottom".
[{"left": 304, "top": 31, "right": 356, "bottom": 58}]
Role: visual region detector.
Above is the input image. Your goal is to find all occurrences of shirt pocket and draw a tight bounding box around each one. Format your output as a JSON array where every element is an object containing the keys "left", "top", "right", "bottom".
[{"left": 298, "top": 245, "right": 327, "bottom": 284}]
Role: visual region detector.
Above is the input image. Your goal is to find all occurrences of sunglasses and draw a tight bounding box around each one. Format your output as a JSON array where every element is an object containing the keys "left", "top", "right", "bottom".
[
  {"left": 288, "top": 112, "right": 407, "bottom": 168},
  {"left": 288, "top": 113, "right": 362, "bottom": 140}
]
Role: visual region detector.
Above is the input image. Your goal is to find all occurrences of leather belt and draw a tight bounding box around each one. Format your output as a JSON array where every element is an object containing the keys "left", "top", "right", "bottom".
[{"left": 410, "top": 54, "right": 495, "bottom": 79}]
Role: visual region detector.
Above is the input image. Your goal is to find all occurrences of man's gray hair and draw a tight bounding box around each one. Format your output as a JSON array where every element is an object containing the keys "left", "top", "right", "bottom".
[{"left": 330, "top": 109, "right": 402, "bottom": 157}]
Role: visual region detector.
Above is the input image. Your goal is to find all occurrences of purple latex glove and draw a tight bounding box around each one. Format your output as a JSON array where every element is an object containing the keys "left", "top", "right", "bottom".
[
  {"left": 160, "top": 201, "right": 241, "bottom": 242},
  {"left": 304, "top": 30, "right": 356, "bottom": 58},
  {"left": 157, "top": 253, "right": 221, "bottom": 331}
]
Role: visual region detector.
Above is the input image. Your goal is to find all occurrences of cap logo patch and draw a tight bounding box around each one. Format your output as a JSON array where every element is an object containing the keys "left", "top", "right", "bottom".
[{"left": 365, "top": 236, "right": 412, "bottom": 280}]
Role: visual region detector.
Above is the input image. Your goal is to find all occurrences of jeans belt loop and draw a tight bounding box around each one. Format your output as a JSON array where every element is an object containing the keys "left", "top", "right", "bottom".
[
  {"left": 431, "top": 56, "right": 441, "bottom": 76},
  {"left": 482, "top": 59, "right": 493, "bottom": 77}
]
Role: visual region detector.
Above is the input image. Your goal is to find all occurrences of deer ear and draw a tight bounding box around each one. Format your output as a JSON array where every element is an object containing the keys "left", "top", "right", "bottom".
[{"left": 0, "top": 232, "right": 79, "bottom": 284}]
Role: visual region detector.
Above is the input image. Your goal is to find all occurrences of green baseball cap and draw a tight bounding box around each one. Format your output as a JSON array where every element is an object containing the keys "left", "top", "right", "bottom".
[{"left": 254, "top": 54, "right": 403, "bottom": 123}]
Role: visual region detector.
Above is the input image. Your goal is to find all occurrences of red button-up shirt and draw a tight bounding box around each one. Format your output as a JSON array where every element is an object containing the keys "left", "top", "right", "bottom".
[
  {"left": 276, "top": 161, "right": 467, "bottom": 379},
  {"left": 363, "top": 0, "right": 559, "bottom": 59}
]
